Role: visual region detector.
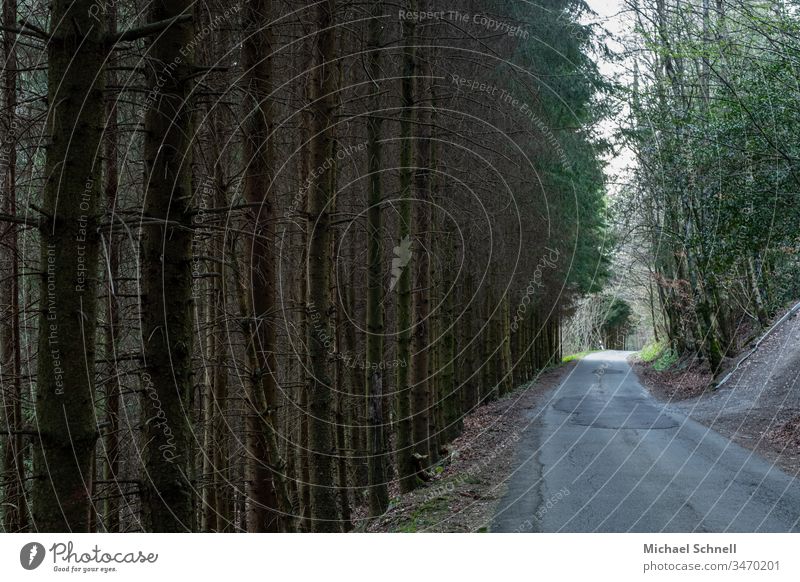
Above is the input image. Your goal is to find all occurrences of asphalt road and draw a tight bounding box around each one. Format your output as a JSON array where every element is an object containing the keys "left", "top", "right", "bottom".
[{"left": 491, "top": 351, "right": 800, "bottom": 532}]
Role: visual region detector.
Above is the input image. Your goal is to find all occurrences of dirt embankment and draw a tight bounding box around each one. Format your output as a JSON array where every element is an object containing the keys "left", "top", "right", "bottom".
[
  {"left": 632, "top": 309, "right": 800, "bottom": 477},
  {"left": 365, "top": 363, "right": 574, "bottom": 532}
]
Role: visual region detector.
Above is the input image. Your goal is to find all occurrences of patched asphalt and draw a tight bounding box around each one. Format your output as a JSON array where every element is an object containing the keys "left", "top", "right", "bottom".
[{"left": 491, "top": 351, "right": 800, "bottom": 532}]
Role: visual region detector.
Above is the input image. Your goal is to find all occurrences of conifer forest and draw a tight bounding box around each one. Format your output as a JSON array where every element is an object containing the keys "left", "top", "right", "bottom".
[{"left": 2, "top": 0, "right": 800, "bottom": 539}]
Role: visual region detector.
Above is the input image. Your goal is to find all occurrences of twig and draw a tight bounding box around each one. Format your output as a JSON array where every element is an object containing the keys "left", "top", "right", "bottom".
[
  {"left": 714, "top": 300, "right": 800, "bottom": 389},
  {"left": 106, "top": 14, "right": 192, "bottom": 44},
  {"left": 0, "top": 212, "right": 40, "bottom": 228}
]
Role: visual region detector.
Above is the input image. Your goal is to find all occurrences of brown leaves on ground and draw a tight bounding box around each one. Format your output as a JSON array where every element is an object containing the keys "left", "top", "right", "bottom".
[
  {"left": 365, "top": 364, "right": 575, "bottom": 533},
  {"left": 767, "top": 415, "right": 800, "bottom": 449},
  {"left": 631, "top": 355, "right": 713, "bottom": 402}
]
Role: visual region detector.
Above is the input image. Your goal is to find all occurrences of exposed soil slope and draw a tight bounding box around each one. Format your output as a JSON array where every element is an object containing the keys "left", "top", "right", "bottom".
[{"left": 635, "top": 309, "right": 800, "bottom": 477}]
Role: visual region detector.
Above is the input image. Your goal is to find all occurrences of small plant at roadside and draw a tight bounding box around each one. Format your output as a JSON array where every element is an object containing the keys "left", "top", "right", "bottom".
[
  {"left": 639, "top": 341, "right": 665, "bottom": 363},
  {"left": 653, "top": 347, "right": 678, "bottom": 371}
]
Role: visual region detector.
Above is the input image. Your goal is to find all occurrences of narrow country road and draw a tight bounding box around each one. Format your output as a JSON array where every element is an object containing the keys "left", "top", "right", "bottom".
[{"left": 491, "top": 351, "right": 800, "bottom": 532}]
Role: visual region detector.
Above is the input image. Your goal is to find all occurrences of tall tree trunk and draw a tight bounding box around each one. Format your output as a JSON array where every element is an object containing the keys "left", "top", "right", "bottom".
[
  {"left": 201, "top": 283, "right": 218, "bottom": 532},
  {"left": 241, "top": 0, "right": 288, "bottom": 533},
  {"left": 482, "top": 286, "right": 498, "bottom": 401},
  {"left": 410, "top": 26, "right": 434, "bottom": 486},
  {"left": 1, "top": 0, "right": 25, "bottom": 532},
  {"left": 460, "top": 274, "right": 477, "bottom": 412},
  {"left": 298, "top": 382, "right": 312, "bottom": 530},
  {"left": 140, "top": 1, "right": 195, "bottom": 532},
  {"left": 746, "top": 255, "right": 768, "bottom": 327},
  {"left": 200, "top": 166, "right": 231, "bottom": 531},
  {"left": 364, "top": 0, "right": 390, "bottom": 514},
  {"left": 427, "top": 229, "right": 440, "bottom": 457},
  {"left": 33, "top": 0, "right": 106, "bottom": 531},
  {"left": 333, "top": 289, "right": 351, "bottom": 530},
  {"left": 397, "top": 0, "right": 422, "bottom": 490},
  {"left": 343, "top": 266, "right": 368, "bottom": 489},
  {"left": 305, "top": 0, "right": 340, "bottom": 531},
  {"left": 295, "top": 68, "right": 312, "bottom": 532},
  {"left": 441, "top": 237, "right": 459, "bottom": 442},
  {"left": 102, "top": 4, "right": 120, "bottom": 531},
  {"left": 500, "top": 295, "right": 513, "bottom": 394}
]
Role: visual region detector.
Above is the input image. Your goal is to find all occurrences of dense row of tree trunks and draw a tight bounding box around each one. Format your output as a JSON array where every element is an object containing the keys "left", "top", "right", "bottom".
[
  {"left": 499, "top": 296, "right": 513, "bottom": 395},
  {"left": 0, "top": 0, "right": 590, "bottom": 532},
  {"left": 295, "top": 47, "right": 313, "bottom": 532}
]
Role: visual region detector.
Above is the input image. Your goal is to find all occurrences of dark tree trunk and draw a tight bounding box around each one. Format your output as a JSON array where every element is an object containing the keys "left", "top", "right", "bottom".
[
  {"left": 411, "top": 27, "right": 434, "bottom": 483},
  {"left": 102, "top": 4, "right": 120, "bottom": 531},
  {"left": 241, "top": 0, "right": 290, "bottom": 533},
  {"left": 365, "top": 0, "right": 390, "bottom": 514},
  {"left": 397, "top": 0, "right": 421, "bottom": 490},
  {"left": 140, "top": 0, "right": 195, "bottom": 532},
  {"left": 33, "top": 0, "right": 106, "bottom": 532},
  {"left": 305, "top": 0, "right": 340, "bottom": 531},
  {"left": 1, "top": 0, "right": 26, "bottom": 532}
]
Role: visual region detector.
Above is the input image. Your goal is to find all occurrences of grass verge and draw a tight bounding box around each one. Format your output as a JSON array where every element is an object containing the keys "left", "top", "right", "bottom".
[{"left": 562, "top": 350, "right": 599, "bottom": 363}]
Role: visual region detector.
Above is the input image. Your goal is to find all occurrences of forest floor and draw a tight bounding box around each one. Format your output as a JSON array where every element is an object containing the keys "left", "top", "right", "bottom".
[
  {"left": 632, "top": 306, "right": 800, "bottom": 478},
  {"left": 364, "top": 362, "right": 576, "bottom": 532}
]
